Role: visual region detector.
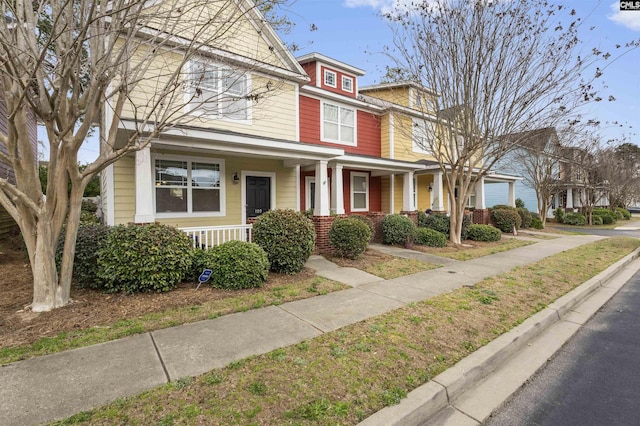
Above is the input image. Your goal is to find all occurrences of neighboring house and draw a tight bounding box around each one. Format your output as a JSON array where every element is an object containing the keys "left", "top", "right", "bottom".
[
  {"left": 0, "top": 94, "right": 38, "bottom": 238},
  {"left": 556, "top": 146, "right": 609, "bottom": 212}
]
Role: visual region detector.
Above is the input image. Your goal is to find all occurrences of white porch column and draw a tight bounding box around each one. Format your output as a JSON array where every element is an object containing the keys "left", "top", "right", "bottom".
[
  {"left": 134, "top": 145, "right": 155, "bottom": 223},
  {"left": 390, "top": 175, "right": 396, "bottom": 213},
  {"left": 566, "top": 188, "right": 574, "bottom": 209},
  {"left": 314, "top": 160, "right": 330, "bottom": 216},
  {"left": 432, "top": 172, "right": 444, "bottom": 211},
  {"left": 330, "top": 163, "right": 345, "bottom": 215},
  {"left": 475, "top": 176, "right": 486, "bottom": 209},
  {"left": 508, "top": 181, "right": 516, "bottom": 207},
  {"left": 402, "top": 171, "right": 415, "bottom": 211}
]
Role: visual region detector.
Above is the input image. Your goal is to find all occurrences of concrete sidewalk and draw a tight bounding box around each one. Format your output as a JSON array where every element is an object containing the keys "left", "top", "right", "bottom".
[{"left": 0, "top": 234, "right": 618, "bottom": 425}]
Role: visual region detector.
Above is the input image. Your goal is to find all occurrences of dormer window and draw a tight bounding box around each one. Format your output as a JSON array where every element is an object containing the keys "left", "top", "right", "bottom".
[
  {"left": 342, "top": 76, "right": 353, "bottom": 93},
  {"left": 324, "top": 70, "right": 337, "bottom": 88}
]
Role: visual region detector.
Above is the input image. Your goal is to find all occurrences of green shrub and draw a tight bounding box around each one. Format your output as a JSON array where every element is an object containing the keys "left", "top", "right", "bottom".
[
  {"left": 209, "top": 241, "right": 269, "bottom": 290},
  {"left": 563, "top": 212, "right": 587, "bottom": 226},
  {"left": 187, "top": 248, "right": 218, "bottom": 282},
  {"left": 421, "top": 212, "right": 450, "bottom": 234},
  {"left": 531, "top": 217, "right": 544, "bottom": 229},
  {"left": 516, "top": 208, "right": 532, "bottom": 229},
  {"left": 81, "top": 199, "right": 98, "bottom": 213},
  {"left": 347, "top": 214, "right": 375, "bottom": 239},
  {"left": 491, "top": 208, "right": 522, "bottom": 233},
  {"left": 467, "top": 224, "right": 502, "bottom": 242},
  {"left": 492, "top": 204, "right": 517, "bottom": 211},
  {"left": 530, "top": 212, "right": 541, "bottom": 220},
  {"left": 97, "top": 223, "right": 193, "bottom": 293},
  {"left": 616, "top": 207, "right": 631, "bottom": 220},
  {"left": 413, "top": 227, "right": 447, "bottom": 247},
  {"left": 553, "top": 207, "right": 565, "bottom": 223},
  {"left": 515, "top": 198, "right": 525, "bottom": 208},
  {"left": 253, "top": 209, "right": 316, "bottom": 274},
  {"left": 79, "top": 210, "right": 100, "bottom": 224},
  {"left": 460, "top": 214, "right": 472, "bottom": 241},
  {"left": 381, "top": 214, "right": 416, "bottom": 245},
  {"left": 592, "top": 215, "right": 603, "bottom": 225},
  {"left": 593, "top": 208, "right": 617, "bottom": 225},
  {"left": 417, "top": 211, "right": 428, "bottom": 228},
  {"left": 56, "top": 223, "right": 110, "bottom": 288},
  {"left": 329, "top": 217, "right": 372, "bottom": 259},
  {"left": 615, "top": 210, "right": 624, "bottom": 220}
]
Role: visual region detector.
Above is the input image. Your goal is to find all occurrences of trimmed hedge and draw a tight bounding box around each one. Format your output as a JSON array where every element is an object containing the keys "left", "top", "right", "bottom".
[
  {"left": 593, "top": 208, "right": 617, "bottom": 225},
  {"left": 209, "top": 241, "right": 269, "bottom": 290},
  {"left": 553, "top": 207, "right": 565, "bottom": 223},
  {"left": 188, "top": 248, "right": 218, "bottom": 282},
  {"left": 382, "top": 214, "right": 416, "bottom": 245},
  {"left": 253, "top": 209, "right": 316, "bottom": 274},
  {"left": 616, "top": 207, "right": 631, "bottom": 220},
  {"left": 417, "top": 211, "right": 428, "bottom": 228},
  {"left": 491, "top": 208, "right": 522, "bottom": 233},
  {"left": 563, "top": 212, "right": 587, "bottom": 226},
  {"left": 329, "top": 216, "right": 372, "bottom": 259},
  {"left": 56, "top": 223, "right": 111, "bottom": 288},
  {"left": 467, "top": 224, "right": 502, "bottom": 242},
  {"left": 421, "top": 212, "right": 450, "bottom": 235},
  {"left": 97, "top": 223, "right": 193, "bottom": 293},
  {"left": 346, "top": 214, "right": 375, "bottom": 239},
  {"left": 592, "top": 215, "right": 603, "bottom": 225},
  {"left": 531, "top": 217, "right": 544, "bottom": 229},
  {"left": 517, "top": 208, "right": 532, "bottom": 229},
  {"left": 413, "top": 227, "right": 447, "bottom": 247}
]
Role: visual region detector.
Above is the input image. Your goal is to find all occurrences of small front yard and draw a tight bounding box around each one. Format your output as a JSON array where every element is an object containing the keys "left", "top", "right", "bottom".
[
  {"left": 412, "top": 238, "right": 535, "bottom": 261},
  {"left": 325, "top": 248, "right": 440, "bottom": 279}
]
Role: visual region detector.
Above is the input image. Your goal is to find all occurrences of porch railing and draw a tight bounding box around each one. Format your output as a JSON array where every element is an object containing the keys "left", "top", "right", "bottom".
[{"left": 179, "top": 224, "right": 253, "bottom": 249}]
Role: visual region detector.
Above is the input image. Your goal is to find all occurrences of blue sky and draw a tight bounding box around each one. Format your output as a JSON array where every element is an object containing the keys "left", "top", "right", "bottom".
[
  {"left": 54, "top": 0, "right": 639, "bottom": 163},
  {"left": 280, "top": 0, "right": 639, "bottom": 144}
]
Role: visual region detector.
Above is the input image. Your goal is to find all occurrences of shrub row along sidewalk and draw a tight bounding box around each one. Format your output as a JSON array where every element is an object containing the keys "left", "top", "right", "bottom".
[{"left": 34, "top": 237, "right": 639, "bottom": 426}]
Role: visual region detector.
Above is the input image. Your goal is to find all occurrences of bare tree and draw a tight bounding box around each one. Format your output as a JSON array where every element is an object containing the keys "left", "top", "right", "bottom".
[
  {"left": 598, "top": 141, "right": 640, "bottom": 209},
  {"left": 384, "top": 0, "right": 611, "bottom": 243},
  {"left": 0, "top": 0, "right": 295, "bottom": 311}
]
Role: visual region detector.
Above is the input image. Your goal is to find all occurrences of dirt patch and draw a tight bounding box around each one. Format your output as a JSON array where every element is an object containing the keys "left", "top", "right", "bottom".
[{"left": 0, "top": 241, "right": 317, "bottom": 350}]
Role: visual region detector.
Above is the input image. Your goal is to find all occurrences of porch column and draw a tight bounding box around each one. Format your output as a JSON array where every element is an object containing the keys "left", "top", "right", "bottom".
[
  {"left": 314, "top": 160, "right": 330, "bottom": 216},
  {"left": 566, "top": 188, "right": 574, "bottom": 209},
  {"left": 330, "top": 163, "right": 345, "bottom": 215},
  {"left": 390, "top": 175, "right": 395, "bottom": 213},
  {"left": 134, "top": 145, "right": 155, "bottom": 223},
  {"left": 402, "top": 171, "right": 415, "bottom": 211},
  {"left": 508, "top": 181, "right": 516, "bottom": 207},
  {"left": 432, "top": 172, "right": 444, "bottom": 211},
  {"left": 475, "top": 176, "right": 486, "bottom": 209}
]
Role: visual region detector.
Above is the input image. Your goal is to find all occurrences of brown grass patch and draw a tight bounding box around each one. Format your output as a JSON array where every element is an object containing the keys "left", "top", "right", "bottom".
[
  {"left": 325, "top": 248, "right": 440, "bottom": 279},
  {"left": 412, "top": 238, "right": 534, "bottom": 260}
]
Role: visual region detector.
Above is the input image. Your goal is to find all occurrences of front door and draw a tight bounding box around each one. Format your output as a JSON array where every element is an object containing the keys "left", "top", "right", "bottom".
[{"left": 246, "top": 176, "right": 271, "bottom": 218}]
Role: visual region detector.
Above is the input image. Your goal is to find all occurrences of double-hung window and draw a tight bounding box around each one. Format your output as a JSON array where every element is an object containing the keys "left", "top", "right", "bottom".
[
  {"left": 187, "top": 60, "right": 249, "bottom": 121},
  {"left": 413, "top": 120, "right": 434, "bottom": 154},
  {"left": 351, "top": 172, "right": 369, "bottom": 212},
  {"left": 155, "top": 158, "right": 224, "bottom": 215},
  {"left": 342, "top": 76, "right": 353, "bottom": 93},
  {"left": 324, "top": 70, "right": 337, "bottom": 87},
  {"left": 323, "top": 102, "right": 355, "bottom": 145}
]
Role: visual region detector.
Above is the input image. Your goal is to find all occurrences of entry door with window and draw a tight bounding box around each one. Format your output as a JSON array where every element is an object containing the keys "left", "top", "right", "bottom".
[{"left": 246, "top": 176, "right": 271, "bottom": 218}]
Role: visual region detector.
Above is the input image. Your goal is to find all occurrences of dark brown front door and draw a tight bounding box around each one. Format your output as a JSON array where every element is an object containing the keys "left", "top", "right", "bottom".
[{"left": 246, "top": 176, "right": 271, "bottom": 218}]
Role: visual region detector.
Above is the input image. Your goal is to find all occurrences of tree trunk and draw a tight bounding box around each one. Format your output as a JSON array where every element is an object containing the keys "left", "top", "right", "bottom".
[
  {"left": 449, "top": 195, "right": 463, "bottom": 245},
  {"left": 30, "top": 220, "right": 68, "bottom": 312}
]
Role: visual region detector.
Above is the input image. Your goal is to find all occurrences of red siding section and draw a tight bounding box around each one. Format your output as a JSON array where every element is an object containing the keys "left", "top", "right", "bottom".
[
  {"left": 369, "top": 176, "right": 382, "bottom": 212},
  {"left": 356, "top": 111, "right": 381, "bottom": 157},
  {"left": 299, "top": 96, "right": 321, "bottom": 144},
  {"left": 320, "top": 66, "right": 357, "bottom": 98},
  {"left": 301, "top": 63, "right": 316, "bottom": 86}
]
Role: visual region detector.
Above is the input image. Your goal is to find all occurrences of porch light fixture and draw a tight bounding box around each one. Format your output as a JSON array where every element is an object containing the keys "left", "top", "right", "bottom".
[
  {"left": 428, "top": 184, "right": 433, "bottom": 192},
  {"left": 233, "top": 172, "right": 240, "bottom": 184}
]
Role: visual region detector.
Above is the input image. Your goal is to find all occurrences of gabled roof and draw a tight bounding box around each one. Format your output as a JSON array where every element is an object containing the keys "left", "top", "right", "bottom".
[
  {"left": 502, "top": 127, "right": 560, "bottom": 152},
  {"left": 296, "top": 52, "right": 366, "bottom": 76},
  {"left": 360, "top": 81, "right": 438, "bottom": 97}
]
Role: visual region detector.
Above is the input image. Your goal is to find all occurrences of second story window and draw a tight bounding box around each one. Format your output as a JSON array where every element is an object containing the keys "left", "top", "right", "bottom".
[
  {"left": 413, "top": 120, "right": 434, "bottom": 155},
  {"left": 324, "top": 70, "right": 337, "bottom": 88},
  {"left": 322, "top": 102, "right": 355, "bottom": 145},
  {"left": 186, "top": 60, "right": 250, "bottom": 121},
  {"left": 342, "top": 76, "right": 353, "bottom": 93}
]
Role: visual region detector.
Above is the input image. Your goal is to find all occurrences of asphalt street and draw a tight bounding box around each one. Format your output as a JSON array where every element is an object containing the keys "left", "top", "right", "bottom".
[
  {"left": 485, "top": 268, "right": 640, "bottom": 426},
  {"left": 553, "top": 226, "right": 640, "bottom": 239}
]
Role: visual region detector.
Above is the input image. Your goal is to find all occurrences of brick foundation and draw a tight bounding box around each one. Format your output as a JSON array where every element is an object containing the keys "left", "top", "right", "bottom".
[
  {"left": 400, "top": 211, "right": 419, "bottom": 227},
  {"left": 367, "top": 212, "right": 385, "bottom": 243},
  {"left": 311, "top": 215, "right": 338, "bottom": 254},
  {"left": 473, "top": 209, "right": 491, "bottom": 225}
]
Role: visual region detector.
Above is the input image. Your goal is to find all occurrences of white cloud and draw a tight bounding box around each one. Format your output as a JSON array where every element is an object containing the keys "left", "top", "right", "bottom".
[
  {"left": 343, "top": 0, "right": 420, "bottom": 15},
  {"left": 608, "top": 2, "right": 640, "bottom": 31}
]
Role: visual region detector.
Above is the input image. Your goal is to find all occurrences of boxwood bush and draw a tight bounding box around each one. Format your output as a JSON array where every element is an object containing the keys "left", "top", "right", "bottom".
[
  {"left": 517, "top": 207, "right": 532, "bottom": 229},
  {"left": 531, "top": 217, "right": 544, "bottom": 229},
  {"left": 467, "top": 224, "right": 502, "bottom": 242},
  {"left": 491, "top": 208, "right": 522, "bottom": 233},
  {"left": 97, "top": 223, "right": 193, "bottom": 293},
  {"left": 421, "top": 212, "right": 449, "bottom": 234},
  {"left": 346, "top": 214, "right": 375, "bottom": 239},
  {"left": 616, "top": 207, "right": 631, "bottom": 220},
  {"left": 592, "top": 215, "right": 603, "bottom": 225},
  {"left": 413, "top": 227, "right": 447, "bottom": 247},
  {"left": 329, "top": 216, "right": 372, "bottom": 259},
  {"left": 593, "top": 208, "right": 617, "bottom": 225},
  {"left": 563, "top": 212, "right": 587, "bottom": 226},
  {"left": 209, "top": 241, "right": 269, "bottom": 290},
  {"left": 56, "top": 223, "right": 111, "bottom": 288},
  {"left": 253, "top": 209, "right": 316, "bottom": 274},
  {"left": 187, "top": 248, "right": 218, "bottom": 282},
  {"left": 381, "top": 214, "right": 415, "bottom": 245}
]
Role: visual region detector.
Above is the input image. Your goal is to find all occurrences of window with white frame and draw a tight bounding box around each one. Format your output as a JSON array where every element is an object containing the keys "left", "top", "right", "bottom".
[
  {"left": 342, "top": 75, "right": 353, "bottom": 93},
  {"left": 186, "top": 60, "right": 250, "bottom": 120},
  {"left": 155, "top": 157, "right": 223, "bottom": 215},
  {"left": 351, "top": 172, "right": 369, "bottom": 211},
  {"left": 413, "top": 120, "right": 434, "bottom": 154},
  {"left": 322, "top": 102, "right": 355, "bottom": 144},
  {"left": 324, "top": 69, "right": 337, "bottom": 87},
  {"left": 467, "top": 192, "right": 476, "bottom": 208}
]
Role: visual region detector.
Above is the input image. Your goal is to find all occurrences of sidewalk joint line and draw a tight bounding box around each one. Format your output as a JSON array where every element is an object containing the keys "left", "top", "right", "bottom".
[
  {"left": 275, "top": 306, "right": 326, "bottom": 334},
  {"left": 149, "top": 332, "right": 171, "bottom": 383}
]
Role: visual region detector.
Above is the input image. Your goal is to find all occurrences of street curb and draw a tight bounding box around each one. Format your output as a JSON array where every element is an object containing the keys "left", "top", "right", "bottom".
[{"left": 359, "top": 247, "right": 640, "bottom": 426}]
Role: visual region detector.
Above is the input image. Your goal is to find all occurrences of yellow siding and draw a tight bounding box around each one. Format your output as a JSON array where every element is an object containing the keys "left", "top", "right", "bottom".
[
  {"left": 380, "top": 115, "right": 390, "bottom": 159},
  {"left": 393, "top": 175, "right": 404, "bottom": 213},
  {"left": 114, "top": 150, "right": 297, "bottom": 227},
  {"left": 416, "top": 175, "right": 432, "bottom": 212},
  {"left": 364, "top": 87, "right": 411, "bottom": 108}
]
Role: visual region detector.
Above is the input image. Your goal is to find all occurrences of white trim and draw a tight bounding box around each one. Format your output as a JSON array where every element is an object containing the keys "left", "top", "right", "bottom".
[
  {"left": 321, "top": 100, "right": 357, "bottom": 146},
  {"left": 297, "top": 52, "right": 366, "bottom": 76},
  {"left": 152, "top": 153, "right": 226, "bottom": 219},
  {"left": 389, "top": 112, "right": 395, "bottom": 160},
  {"left": 305, "top": 176, "right": 315, "bottom": 211},
  {"left": 351, "top": 171, "right": 369, "bottom": 212},
  {"left": 324, "top": 69, "right": 337, "bottom": 88},
  {"left": 295, "top": 165, "right": 301, "bottom": 212},
  {"left": 241, "top": 171, "right": 276, "bottom": 224},
  {"left": 413, "top": 175, "right": 418, "bottom": 211},
  {"left": 104, "top": 164, "right": 115, "bottom": 226},
  {"left": 315, "top": 62, "right": 321, "bottom": 88},
  {"left": 295, "top": 84, "right": 300, "bottom": 141},
  {"left": 390, "top": 175, "right": 395, "bottom": 214},
  {"left": 412, "top": 119, "right": 434, "bottom": 155},
  {"left": 301, "top": 86, "right": 385, "bottom": 112},
  {"left": 342, "top": 75, "right": 354, "bottom": 93}
]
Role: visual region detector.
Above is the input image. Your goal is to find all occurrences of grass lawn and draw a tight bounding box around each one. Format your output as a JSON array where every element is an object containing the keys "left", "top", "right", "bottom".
[
  {"left": 325, "top": 248, "right": 440, "bottom": 279},
  {"left": 412, "top": 238, "right": 535, "bottom": 261},
  {"left": 55, "top": 237, "right": 640, "bottom": 425}
]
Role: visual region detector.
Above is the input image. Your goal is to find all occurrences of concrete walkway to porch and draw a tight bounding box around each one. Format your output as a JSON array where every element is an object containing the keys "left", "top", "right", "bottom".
[{"left": 0, "top": 234, "right": 611, "bottom": 425}]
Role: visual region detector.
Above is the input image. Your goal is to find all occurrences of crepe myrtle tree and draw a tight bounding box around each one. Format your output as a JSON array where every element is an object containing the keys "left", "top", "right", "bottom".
[
  {"left": 383, "top": 0, "right": 618, "bottom": 244},
  {"left": 0, "top": 0, "right": 296, "bottom": 311}
]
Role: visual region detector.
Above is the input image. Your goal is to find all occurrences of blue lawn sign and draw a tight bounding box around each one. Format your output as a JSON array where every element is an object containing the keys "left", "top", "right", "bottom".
[{"left": 196, "top": 269, "right": 212, "bottom": 290}]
